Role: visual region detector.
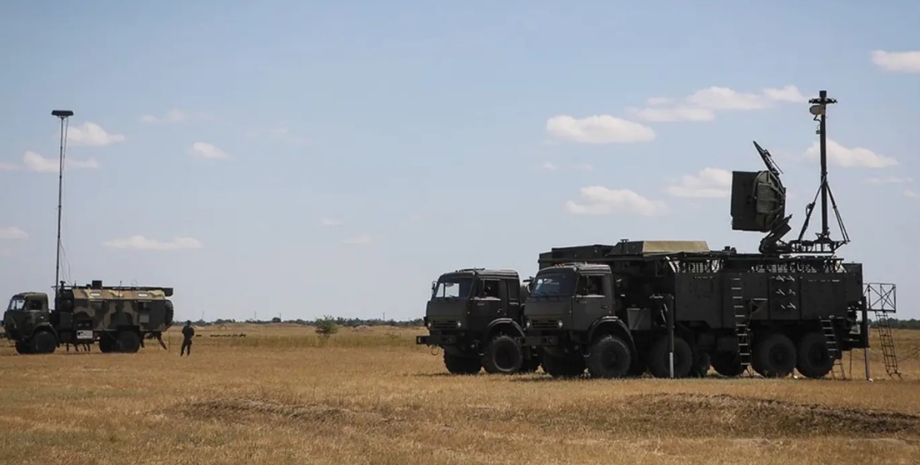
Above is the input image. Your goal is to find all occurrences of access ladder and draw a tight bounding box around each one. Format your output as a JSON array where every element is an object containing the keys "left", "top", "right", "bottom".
[
  {"left": 821, "top": 318, "right": 846, "bottom": 379},
  {"left": 730, "top": 275, "right": 751, "bottom": 373}
]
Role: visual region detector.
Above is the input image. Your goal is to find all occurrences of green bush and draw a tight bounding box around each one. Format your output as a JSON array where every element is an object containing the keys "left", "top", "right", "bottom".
[{"left": 314, "top": 315, "right": 339, "bottom": 338}]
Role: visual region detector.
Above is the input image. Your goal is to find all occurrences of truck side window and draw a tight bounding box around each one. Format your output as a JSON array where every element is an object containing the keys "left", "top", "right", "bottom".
[
  {"left": 582, "top": 276, "right": 605, "bottom": 296},
  {"left": 481, "top": 279, "right": 500, "bottom": 298}
]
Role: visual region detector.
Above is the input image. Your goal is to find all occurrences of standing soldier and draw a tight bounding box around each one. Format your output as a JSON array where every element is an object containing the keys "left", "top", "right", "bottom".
[{"left": 180, "top": 320, "right": 195, "bottom": 356}]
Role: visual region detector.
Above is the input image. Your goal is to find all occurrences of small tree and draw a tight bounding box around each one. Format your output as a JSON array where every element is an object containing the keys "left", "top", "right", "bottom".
[{"left": 314, "top": 315, "right": 339, "bottom": 338}]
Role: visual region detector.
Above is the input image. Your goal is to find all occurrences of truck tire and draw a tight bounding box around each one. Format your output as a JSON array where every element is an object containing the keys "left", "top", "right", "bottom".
[
  {"left": 711, "top": 351, "right": 745, "bottom": 377},
  {"left": 795, "top": 332, "right": 835, "bottom": 379},
  {"left": 752, "top": 332, "right": 796, "bottom": 378},
  {"left": 541, "top": 352, "right": 585, "bottom": 378},
  {"left": 646, "top": 336, "right": 692, "bottom": 378},
  {"left": 482, "top": 334, "right": 524, "bottom": 374},
  {"left": 116, "top": 331, "right": 141, "bottom": 353},
  {"left": 443, "top": 353, "right": 481, "bottom": 375},
  {"left": 15, "top": 341, "right": 31, "bottom": 355},
  {"left": 30, "top": 331, "right": 57, "bottom": 354},
  {"left": 689, "top": 350, "right": 711, "bottom": 378},
  {"left": 585, "top": 334, "right": 631, "bottom": 379}
]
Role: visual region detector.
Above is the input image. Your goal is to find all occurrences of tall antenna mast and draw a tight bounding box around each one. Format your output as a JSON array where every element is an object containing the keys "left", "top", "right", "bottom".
[
  {"left": 51, "top": 109, "right": 74, "bottom": 296},
  {"left": 787, "top": 90, "right": 850, "bottom": 254}
]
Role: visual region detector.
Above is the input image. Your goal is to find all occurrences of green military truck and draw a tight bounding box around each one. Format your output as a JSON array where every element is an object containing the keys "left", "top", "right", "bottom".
[
  {"left": 3, "top": 280, "right": 175, "bottom": 354},
  {"left": 416, "top": 268, "right": 540, "bottom": 375}
]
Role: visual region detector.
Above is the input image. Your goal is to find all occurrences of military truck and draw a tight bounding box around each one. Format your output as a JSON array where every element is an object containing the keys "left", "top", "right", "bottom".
[
  {"left": 416, "top": 268, "right": 541, "bottom": 375},
  {"left": 3, "top": 280, "right": 175, "bottom": 354},
  {"left": 519, "top": 241, "right": 868, "bottom": 379}
]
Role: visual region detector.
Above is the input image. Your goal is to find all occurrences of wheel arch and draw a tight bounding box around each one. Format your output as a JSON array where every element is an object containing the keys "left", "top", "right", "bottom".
[
  {"left": 485, "top": 318, "right": 525, "bottom": 341},
  {"left": 588, "top": 317, "right": 636, "bottom": 359}
]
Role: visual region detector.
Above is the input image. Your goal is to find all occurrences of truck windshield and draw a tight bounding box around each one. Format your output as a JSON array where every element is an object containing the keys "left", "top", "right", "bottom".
[
  {"left": 530, "top": 271, "right": 575, "bottom": 297},
  {"left": 6, "top": 298, "right": 25, "bottom": 312},
  {"left": 432, "top": 277, "right": 473, "bottom": 299}
]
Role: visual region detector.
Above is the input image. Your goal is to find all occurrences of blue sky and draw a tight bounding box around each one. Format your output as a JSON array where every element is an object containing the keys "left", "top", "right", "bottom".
[{"left": 1, "top": 0, "right": 918, "bottom": 321}]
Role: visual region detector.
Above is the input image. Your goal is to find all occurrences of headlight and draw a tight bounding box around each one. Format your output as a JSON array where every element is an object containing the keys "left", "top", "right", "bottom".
[
  {"left": 426, "top": 322, "right": 432, "bottom": 329},
  {"left": 456, "top": 321, "right": 462, "bottom": 328},
  {"left": 525, "top": 320, "right": 531, "bottom": 329},
  {"left": 557, "top": 320, "right": 564, "bottom": 328}
]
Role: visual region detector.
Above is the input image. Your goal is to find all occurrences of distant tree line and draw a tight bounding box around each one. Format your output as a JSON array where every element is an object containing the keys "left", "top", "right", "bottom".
[
  {"left": 869, "top": 318, "right": 920, "bottom": 330},
  {"left": 189, "top": 316, "right": 425, "bottom": 328}
]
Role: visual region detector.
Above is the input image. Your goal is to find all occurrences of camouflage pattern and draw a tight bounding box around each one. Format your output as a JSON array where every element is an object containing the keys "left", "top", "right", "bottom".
[{"left": 2, "top": 281, "right": 174, "bottom": 355}]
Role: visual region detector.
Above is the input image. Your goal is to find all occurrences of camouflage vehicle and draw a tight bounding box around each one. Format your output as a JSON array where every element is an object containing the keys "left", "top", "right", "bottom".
[
  {"left": 3, "top": 280, "right": 175, "bottom": 354},
  {"left": 416, "top": 268, "right": 541, "bottom": 375}
]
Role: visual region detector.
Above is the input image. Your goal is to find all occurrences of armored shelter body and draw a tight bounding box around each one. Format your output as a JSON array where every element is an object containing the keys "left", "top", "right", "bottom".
[
  {"left": 416, "top": 268, "right": 540, "bottom": 374},
  {"left": 3, "top": 280, "right": 175, "bottom": 354}
]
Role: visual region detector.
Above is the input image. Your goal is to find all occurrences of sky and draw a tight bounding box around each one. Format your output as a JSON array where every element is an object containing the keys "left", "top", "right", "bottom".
[{"left": 1, "top": 0, "right": 918, "bottom": 321}]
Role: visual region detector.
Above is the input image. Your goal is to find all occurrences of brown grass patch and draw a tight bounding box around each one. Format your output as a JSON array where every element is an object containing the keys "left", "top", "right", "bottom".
[{"left": 1, "top": 324, "right": 920, "bottom": 465}]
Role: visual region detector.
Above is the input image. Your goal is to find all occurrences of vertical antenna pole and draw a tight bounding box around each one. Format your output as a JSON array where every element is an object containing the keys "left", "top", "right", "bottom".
[
  {"left": 51, "top": 109, "right": 73, "bottom": 296},
  {"left": 819, "top": 91, "right": 829, "bottom": 239},
  {"left": 808, "top": 91, "right": 836, "bottom": 242}
]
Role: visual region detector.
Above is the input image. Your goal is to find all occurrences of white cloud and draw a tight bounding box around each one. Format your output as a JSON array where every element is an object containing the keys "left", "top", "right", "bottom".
[
  {"left": 66, "top": 122, "right": 125, "bottom": 147},
  {"left": 103, "top": 235, "right": 202, "bottom": 250},
  {"left": 320, "top": 218, "right": 343, "bottom": 226},
  {"left": 632, "top": 85, "right": 807, "bottom": 122},
  {"left": 666, "top": 168, "right": 733, "bottom": 198},
  {"left": 22, "top": 151, "right": 100, "bottom": 173},
  {"left": 341, "top": 235, "right": 373, "bottom": 245},
  {"left": 0, "top": 162, "right": 19, "bottom": 171},
  {"left": 864, "top": 176, "right": 913, "bottom": 185},
  {"left": 804, "top": 139, "right": 897, "bottom": 168},
  {"left": 546, "top": 115, "right": 655, "bottom": 144},
  {"left": 190, "top": 142, "right": 229, "bottom": 160},
  {"left": 905, "top": 190, "right": 918, "bottom": 199},
  {"left": 565, "top": 186, "right": 667, "bottom": 217},
  {"left": 0, "top": 227, "right": 28, "bottom": 240},
  {"left": 541, "top": 161, "right": 557, "bottom": 170},
  {"left": 634, "top": 106, "right": 715, "bottom": 122},
  {"left": 761, "top": 85, "right": 807, "bottom": 103},
  {"left": 871, "top": 50, "right": 920, "bottom": 73},
  {"left": 141, "top": 109, "right": 189, "bottom": 124},
  {"left": 574, "top": 163, "right": 594, "bottom": 171}
]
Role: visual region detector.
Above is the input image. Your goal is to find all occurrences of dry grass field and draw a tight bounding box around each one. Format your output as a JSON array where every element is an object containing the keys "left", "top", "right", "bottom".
[{"left": 2, "top": 324, "right": 920, "bottom": 465}]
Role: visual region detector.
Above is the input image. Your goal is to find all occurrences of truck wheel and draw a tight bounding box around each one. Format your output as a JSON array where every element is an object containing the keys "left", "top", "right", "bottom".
[
  {"left": 116, "top": 331, "right": 141, "bottom": 353},
  {"left": 646, "top": 336, "right": 692, "bottom": 378},
  {"left": 443, "top": 353, "right": 481, "bottom": 375},
  {"left": 752, "top": 332, "right": 796, "bottom": 378},
  {"left": 15, "top": 341, "right": 31, "bottom": 355},
  {"left": 689, "top": 350, "right": 711, "bottom": 378},
  {"left": 795, "top": 332, "right": 835, "bottom": 379},
  {"left": 541, "top": 352, "right": 584, "bottom": 378},
  {"left": 586, "top": 334, "right": 631, "bottom": 379},
  {"left": 482, "top": 334, "right": 524, "bottom": 374},
  {"left": 711, "top": 351, "right": 745, "bottom": 377},
  {"left": 30, "top": 331, "right": 57, "bottom": 354}
]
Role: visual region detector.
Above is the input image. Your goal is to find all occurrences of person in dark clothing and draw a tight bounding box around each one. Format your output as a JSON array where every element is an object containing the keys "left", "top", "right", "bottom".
[{"left": 180, "top": 320, "right": 195, "bottom": 356}]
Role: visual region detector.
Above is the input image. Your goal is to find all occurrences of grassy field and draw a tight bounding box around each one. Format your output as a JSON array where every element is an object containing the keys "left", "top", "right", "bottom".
[{"left": 2, "top": 324, "right": 920, "bottom": 465}]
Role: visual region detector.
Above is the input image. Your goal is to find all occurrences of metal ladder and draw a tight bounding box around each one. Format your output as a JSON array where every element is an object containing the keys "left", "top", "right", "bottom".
[
  {"left": 821, "top": 318, "right": 845, "bottom": 379},
  {"left": 730, "top": 275, "right": 751, "bottom": 373},
  {"left": 874, "top": 310, "right": 902, "bottom": 379}
]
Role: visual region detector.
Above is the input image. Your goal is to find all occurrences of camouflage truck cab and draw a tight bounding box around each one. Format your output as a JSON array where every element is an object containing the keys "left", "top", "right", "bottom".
[
  {"left": 416, "top": 268, "right": 540, "bottom": 375},
  {"left": 2, "top": 280, "right": 175, "bottom": 354}
]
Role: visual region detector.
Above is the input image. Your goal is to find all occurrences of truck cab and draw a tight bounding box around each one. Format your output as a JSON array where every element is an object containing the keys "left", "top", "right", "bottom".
[
  {"left": 2, "top": 292, "right": 57, "bottom": 354},
  {"left": 520, "top": 263, "right": 636, "bottom": 379},
  {"left": 416, "top": 268, "right": 540, "bottom": 375}
]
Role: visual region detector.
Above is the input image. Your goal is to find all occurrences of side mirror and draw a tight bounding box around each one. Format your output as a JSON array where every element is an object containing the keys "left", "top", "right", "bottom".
[{"left": 430, "top": 281, "right": 437, "bottom": 293}]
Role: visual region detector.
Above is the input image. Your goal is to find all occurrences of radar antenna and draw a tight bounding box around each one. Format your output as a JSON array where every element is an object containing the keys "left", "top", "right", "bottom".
[{"left": 731, "top": 90, "right": 850, "bottom": 256}]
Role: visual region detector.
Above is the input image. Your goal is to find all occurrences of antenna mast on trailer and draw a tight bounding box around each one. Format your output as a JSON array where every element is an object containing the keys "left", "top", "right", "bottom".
[{"left": 51, "top": 109, "right": 74, "bottom": 296}]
